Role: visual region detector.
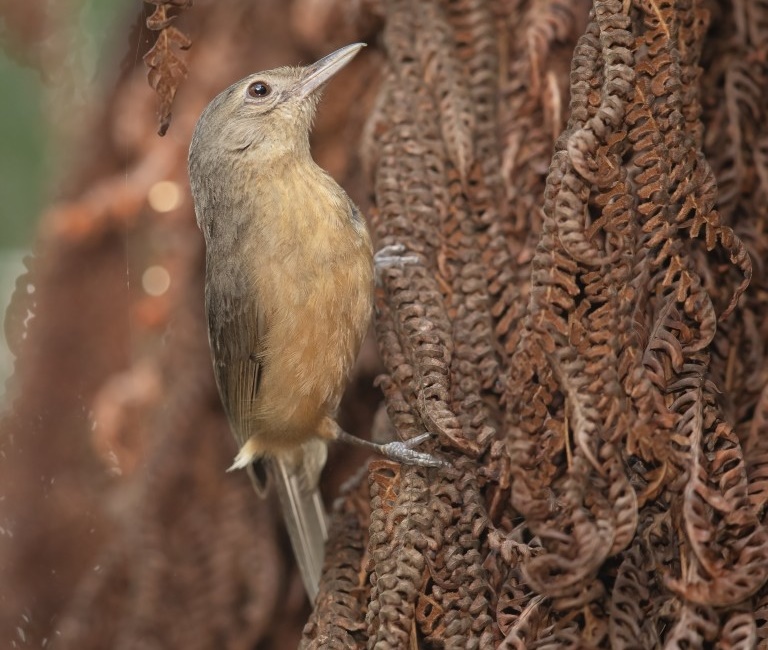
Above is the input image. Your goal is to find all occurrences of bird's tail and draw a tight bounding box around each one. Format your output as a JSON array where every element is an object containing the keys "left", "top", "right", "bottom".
[{"left": 270, "top": 438, "right": 328, "bottom": 600}]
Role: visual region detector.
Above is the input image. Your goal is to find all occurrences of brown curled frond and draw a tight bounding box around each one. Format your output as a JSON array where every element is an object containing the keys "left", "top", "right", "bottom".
[
  {"left": 661, "top": 604, "right": 719, "bottom": 650},
  {"left": 143, "top": 0, "right": 192, "bottom": 136}
]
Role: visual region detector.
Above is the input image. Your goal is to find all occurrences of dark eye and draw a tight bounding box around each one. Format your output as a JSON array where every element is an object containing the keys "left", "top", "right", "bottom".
[{"left": 247, "top": 81, "right": 271, "bottom": 98}]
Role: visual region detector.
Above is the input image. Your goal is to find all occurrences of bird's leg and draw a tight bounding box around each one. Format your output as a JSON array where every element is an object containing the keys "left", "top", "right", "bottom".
[
  {"left": 374, "top": 243, "right": 420, "bottom": 285},
  {"left": 335, "top": 428, "right": 448, "bottom": 468}
]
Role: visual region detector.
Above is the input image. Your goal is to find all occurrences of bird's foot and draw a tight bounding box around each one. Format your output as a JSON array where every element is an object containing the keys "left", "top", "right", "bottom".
[
  {"left": 374, "top": 243, "right": 419, "bottom": 285},
  {"left": 377, "top": 433, "right": 448, "bottom": 468},
  {"left": 336, "top": 429, "right": 448, "bottom": 468}
]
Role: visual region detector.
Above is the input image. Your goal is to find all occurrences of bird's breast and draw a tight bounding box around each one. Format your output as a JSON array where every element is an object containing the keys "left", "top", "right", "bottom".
[{"left": 243, "top": 166, "right": 374, "bottom": 435}]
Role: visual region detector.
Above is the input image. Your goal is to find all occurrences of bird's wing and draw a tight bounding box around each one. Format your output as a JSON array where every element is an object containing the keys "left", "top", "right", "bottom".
[
  {"left": 205, "top": 262, "right": 264, "bottom": 448},
  {"left": 204, "top": 263, "right": 328, "bottom": 599}
]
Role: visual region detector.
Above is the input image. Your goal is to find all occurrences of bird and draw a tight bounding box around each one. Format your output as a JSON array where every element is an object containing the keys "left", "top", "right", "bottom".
[{"left": 187, "top": 43, "right": 443, "bottom": 600}]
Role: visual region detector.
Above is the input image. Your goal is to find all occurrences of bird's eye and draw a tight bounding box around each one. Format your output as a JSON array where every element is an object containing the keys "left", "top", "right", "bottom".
[{"left": 247, "top": 81, "right": 271, "bottom": 98}]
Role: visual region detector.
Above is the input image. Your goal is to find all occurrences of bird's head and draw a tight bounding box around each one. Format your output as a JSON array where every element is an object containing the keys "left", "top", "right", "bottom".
[{"left": 189, "top": 43, "right": 364, "bottom": 171}]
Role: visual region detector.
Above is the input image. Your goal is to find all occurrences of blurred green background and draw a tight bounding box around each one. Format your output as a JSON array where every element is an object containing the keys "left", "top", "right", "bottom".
[
  {"left": 0, "top": 52, "right": 46, "bottom": 249},
  {"left": 0, "top": 0, "right": 126, "bottom": 398}
]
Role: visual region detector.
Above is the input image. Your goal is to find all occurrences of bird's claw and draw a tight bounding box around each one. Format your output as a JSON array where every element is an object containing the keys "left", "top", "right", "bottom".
[
  {"left": 374, "top": 243, "right": 420, "bottom": 284},
  {"left": 379, "top": 433, "right": 448, "bottom": 468}
]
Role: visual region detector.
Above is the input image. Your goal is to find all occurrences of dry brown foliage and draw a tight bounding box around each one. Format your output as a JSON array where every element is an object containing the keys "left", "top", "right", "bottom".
[
  {"left": 2, "top": 0, "right": 768, "bottom": 647},
  {"left": 143, "top": 0, "right": 192, "bottom": 136}
]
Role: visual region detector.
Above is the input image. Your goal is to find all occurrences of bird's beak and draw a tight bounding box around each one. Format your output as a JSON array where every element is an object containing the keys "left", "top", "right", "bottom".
[{"left": 296, "top": 43, "right": 366, "bottom": 99}]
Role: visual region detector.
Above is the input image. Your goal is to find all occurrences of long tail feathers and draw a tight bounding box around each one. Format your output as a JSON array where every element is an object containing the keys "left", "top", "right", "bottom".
[{"left": 269, "top": 439, "right": 328, "bottom": 600}]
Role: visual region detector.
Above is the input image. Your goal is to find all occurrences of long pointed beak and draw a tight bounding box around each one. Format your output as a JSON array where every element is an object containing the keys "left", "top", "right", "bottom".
[{"left": 296, "top": 43, "right": 366, "bottom": 99}]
